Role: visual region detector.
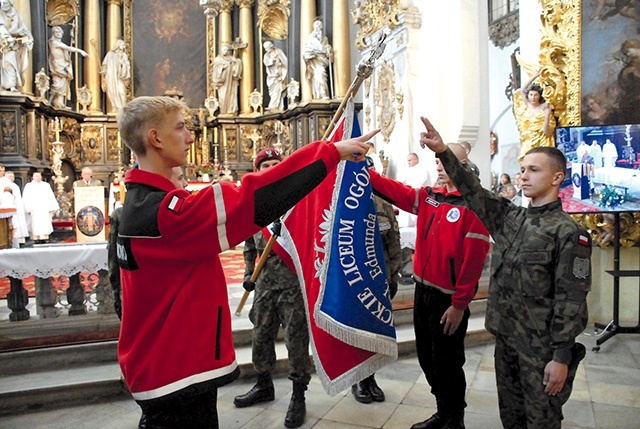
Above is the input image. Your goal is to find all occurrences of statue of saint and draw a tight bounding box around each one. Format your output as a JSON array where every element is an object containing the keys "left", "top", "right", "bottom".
[
  {"left": 303, "top": 20, "right": 332, "bottom": 100},
  {"left": 0, "top": 0, "right": 33, "bottom": 92},
  {"left": 513, "top": 69, "right": 556, "bottom": 160},
  {"left": 212, "top": 45, "right": 243, "bottom": 115},
  {"left": 48, "top": 26, "right": 88, "bottom": 109},
  {"left": 263, "top": 41, "right": 288, "bottom": 111},
  {"left": 101, "top": 39, "right": 130, "bottom": 113}
]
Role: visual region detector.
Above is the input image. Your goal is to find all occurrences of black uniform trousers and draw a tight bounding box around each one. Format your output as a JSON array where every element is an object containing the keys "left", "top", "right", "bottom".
[
  {"left": 413, "top": 283, "right": 470, "bottom": 414},
  {"left": 136, "top": 381, "right": 218, "bottom": 429}
]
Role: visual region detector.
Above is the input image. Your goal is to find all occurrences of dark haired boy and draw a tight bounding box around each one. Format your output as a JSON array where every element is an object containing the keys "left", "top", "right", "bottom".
[{"left": 419, "top": 116, "right": 590, "bottom": 429}]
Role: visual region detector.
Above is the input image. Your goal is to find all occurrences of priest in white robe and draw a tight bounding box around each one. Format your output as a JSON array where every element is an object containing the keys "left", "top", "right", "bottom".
[
  {"left": 22, "top": 172, "right": 59, "bottom": 243},
  {"left": 1, "top": 171, "right": 28, "bottom": 246}
]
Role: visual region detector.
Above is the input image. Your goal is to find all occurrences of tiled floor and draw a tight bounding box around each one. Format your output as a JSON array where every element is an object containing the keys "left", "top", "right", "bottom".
[{"left": 1, "top": 331, "right": 639, "bottom": 428}]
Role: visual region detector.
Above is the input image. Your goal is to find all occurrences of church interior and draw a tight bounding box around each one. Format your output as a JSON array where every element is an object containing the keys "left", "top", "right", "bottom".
[{"left": 1, "top": 0, "right": 640, "bottom": 428}]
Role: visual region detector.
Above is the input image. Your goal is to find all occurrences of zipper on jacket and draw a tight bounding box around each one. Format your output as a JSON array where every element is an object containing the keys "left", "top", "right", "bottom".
[
  {"left": 215, "top": 306, "right": 222, "bottom": 360},
  {"left": 449, "top": 257, "right": 457, "bottom": 287}
]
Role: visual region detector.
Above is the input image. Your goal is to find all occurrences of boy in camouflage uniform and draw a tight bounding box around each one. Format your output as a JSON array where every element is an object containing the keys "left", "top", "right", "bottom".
[
  {"left": 233, "top": 148, "right": 311, "bottom": 429},
  {"left": 419, "top": 116, "right": 590, "bottom": 429}
]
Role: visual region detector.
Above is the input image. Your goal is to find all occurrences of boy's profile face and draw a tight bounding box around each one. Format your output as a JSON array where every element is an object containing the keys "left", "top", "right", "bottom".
[
  {"left": 152, "top": 110, "right": 194, "bottom": 167},
  {"left": 435, "top": 158, "right": 450, "bottom": 185},
  {"left": 519, "top": 153, "right": 563, "bottom": 201}
]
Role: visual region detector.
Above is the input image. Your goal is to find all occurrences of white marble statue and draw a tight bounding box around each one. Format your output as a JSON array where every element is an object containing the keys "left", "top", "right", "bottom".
[
  {"left": 263, "top": 41, "right": 288, "bottom": 111},
  {"left": 0, "top": 0, "right": 33, "bottom": 92},
  {"left": 101, "top": 39, "right": 130, "bottom": 113},
  {"left": 212, "top": 45, "right": 243, "bottom": 115},
  {"left": 48, "top": 26, "right": 88, "bottom": 109},
  {"left": 302, "top": 20, "right": 332, "bottom": 100}
]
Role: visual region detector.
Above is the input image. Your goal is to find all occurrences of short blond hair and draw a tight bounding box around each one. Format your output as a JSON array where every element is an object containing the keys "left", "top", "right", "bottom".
[{"left": 117, "top": 96, "right": 189, "bottom": 157}]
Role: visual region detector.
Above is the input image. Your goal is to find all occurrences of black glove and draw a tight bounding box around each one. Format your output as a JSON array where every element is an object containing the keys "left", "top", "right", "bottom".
[
  {"left": 243, "top": 279, "right": 255, "bottom": 292},
  {"left": 270, "top": 218, "right": 282, "bottom": 237}
]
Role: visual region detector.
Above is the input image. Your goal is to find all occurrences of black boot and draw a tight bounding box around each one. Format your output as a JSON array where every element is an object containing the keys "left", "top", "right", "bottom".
[
  {"left": 284, "top": 381, "right": 307, "bottom": 428},
  {"left": 233, "top": 373, "right": 275, "bottom": 408},
  {"left": 351, "top": 379, "right": 372, "bottom": 404},
  {"left": 367, "top": 374, "right": 385, "bottom": 402},
  {"left": 442, "top": 410, "right": 465, "bottom": 429},
  {"left": 410, "top": 413, "right": 446, "bottom": 429}
]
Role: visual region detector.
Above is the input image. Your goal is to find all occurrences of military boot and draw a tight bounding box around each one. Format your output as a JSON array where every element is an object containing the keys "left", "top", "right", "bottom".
[
  {"left": 284, "top": 381, "right": 307, "bottom": 428},
  {"left": 442, "top": 410, "right": 465, "bottom": 429},
  {"left": 233, "top": 373, "right": 275, "bottom": 408},
  {"left": 367, "top": 374, "right": 385, "bottom": 402}
]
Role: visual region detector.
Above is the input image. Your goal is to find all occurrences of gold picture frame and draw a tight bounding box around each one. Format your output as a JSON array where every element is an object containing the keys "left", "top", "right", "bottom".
[{"left": 123, "top": 0, "right": 216, "bottom": 105}]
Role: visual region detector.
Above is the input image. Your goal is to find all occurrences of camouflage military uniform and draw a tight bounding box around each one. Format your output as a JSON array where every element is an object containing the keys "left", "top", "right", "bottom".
[
  {"left": 244, "top": 231, "right": 311, "bottom": 385},
  {"left": 374, "top": 195, "right": 402, "bottom": 299},
  {"left": 438, "top": 149, "right": 591, "bottom": 429}
]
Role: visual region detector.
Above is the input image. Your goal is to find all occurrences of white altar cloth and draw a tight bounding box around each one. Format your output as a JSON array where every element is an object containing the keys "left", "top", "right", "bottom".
[{"left": 0, "top": 242, "right": 108, "bottom": 279}]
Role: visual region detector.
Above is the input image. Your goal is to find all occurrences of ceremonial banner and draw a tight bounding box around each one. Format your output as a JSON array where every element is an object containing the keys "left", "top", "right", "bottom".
[
  {"left": 74, "top": 186, "right": 106, "bottom": 242},
  {"left": 266, "top": 103, "right": 397, "bottom": 395}
]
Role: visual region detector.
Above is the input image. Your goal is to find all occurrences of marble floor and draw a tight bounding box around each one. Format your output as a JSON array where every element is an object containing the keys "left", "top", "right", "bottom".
[{"left": 1, "top": 331, "right": 639, "bottom": 429}]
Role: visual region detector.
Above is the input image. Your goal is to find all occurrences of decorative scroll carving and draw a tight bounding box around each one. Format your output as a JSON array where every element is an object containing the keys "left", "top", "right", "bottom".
[
  {"left": 489, "top": 13, "right": 519, "bottom": 49},
  {"left": 531, "top": 0, "right": 581, "bottom": 127},
  {"left": 81, "top": 126, "right": 103, "bottom": 164},
  {"left": 257, "top": 0, "right": 290, "bottom": 40},
  {"left": 241, "top": 125, "right": 261, "bottom": 162},
  {"left": 0, "top": 112, "right": 17, "bottom": 153},
  {"left": 220, "top": 0, "right": 234, "bottom": 13},
  {"left": 375, "top": 60, "right": 396, "bottom": 144},
  {"left": 574, "top": 213, "right": 640, "bottom": 248},
  {"left": 225, "top": 127, "right": 238, "bottom": 161},
  {"left": 106, "top": 128, "right": 120, "bottom": 161},
  {"left": 352, "top": 0, "right": 405, "bottom": 51}
]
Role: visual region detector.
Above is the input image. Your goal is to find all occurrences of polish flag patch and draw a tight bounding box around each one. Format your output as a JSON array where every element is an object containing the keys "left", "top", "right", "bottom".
[
  {"left": 578, "top": 234, "right": 589, "bottom": 246},
  {"left": 167, "top": 195, "right": 185, "bottom": 213}
]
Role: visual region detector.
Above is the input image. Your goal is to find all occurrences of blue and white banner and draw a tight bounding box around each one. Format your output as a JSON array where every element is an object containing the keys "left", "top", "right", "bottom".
[{"left": 315, "top": 160, "right": 397, "bottom": 355}]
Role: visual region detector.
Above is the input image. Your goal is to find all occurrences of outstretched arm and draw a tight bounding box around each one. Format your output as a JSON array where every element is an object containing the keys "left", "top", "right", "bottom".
[{"left": 520, "top": 69, "right": 541, "bottom": 106}]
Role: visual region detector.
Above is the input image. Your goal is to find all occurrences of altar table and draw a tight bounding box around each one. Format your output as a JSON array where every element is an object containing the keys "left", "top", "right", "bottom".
[{"left": 0, "top": 242, "right": 111, "bottom": 321}]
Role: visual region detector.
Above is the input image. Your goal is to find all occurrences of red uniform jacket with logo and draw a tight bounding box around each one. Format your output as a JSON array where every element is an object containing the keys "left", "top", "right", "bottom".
[
  {"left": 370, "top": 171, "right": 490, "bottom": 310},
  {"left": 117, "top": 141, "right": 341, "bottom": 401}
]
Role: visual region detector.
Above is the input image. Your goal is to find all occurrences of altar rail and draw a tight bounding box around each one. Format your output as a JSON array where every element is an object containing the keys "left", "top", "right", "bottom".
[{"left": 0, "top": 243, "right": 113, "bottom": 322}]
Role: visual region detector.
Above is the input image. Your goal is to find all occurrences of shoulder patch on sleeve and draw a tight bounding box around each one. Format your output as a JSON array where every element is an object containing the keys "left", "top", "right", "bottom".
[
  {"left": 167, "top": 195, "right": 185, "bottom": 213},
  {"left": 572, "top": 257, "right": 590, "bottom": 279}
]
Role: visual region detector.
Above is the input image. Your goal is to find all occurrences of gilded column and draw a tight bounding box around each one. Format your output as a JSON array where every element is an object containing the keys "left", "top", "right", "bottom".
[
  {"left": 332, "top": 0, "right": 350, "bottom": 97},
  {"left": 238, "top": 0, "right": 254, "bottom": 115},
  {"left": 219, "top": 0, "right": 234, "bottom": 48},
  {"left": 15, "top": 0, "right": 32, "bottom": 94},
  {"left": 84, "top": 0, "right": 103, "bottom": 112},
  {"left": 300, "top": 0, "right": 315, "bottom": 102},
  {"left": 106, "top": 0, "right": 123, "bottom": 52}
]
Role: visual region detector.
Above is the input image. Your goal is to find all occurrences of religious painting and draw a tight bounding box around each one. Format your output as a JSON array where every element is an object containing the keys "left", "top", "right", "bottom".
[
  {"left": 125, "top": 0, "right": 208, "bottom": 106},
  {"left": 581, "top": 0, "right": 640, "bottom": 125}
]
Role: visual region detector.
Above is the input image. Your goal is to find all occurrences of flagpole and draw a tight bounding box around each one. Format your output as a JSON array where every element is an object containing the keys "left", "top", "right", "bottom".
[
  {"left": 234, "top": 33, "right": 388, "bottom": 317},
  {"left": 235, "top": 226, "right": 279, "bottom": 316},
  {"left": 321, "top": 31, "right": 388, "bottom": 140}
]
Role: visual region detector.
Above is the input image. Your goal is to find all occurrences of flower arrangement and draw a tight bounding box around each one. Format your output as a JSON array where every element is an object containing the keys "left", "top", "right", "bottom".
[
  {"left": 196, "top": 162, "right": 219, "bottom": 177},
  {"left": 598, "top": 184, "right": 626, "bottom": 209}
]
